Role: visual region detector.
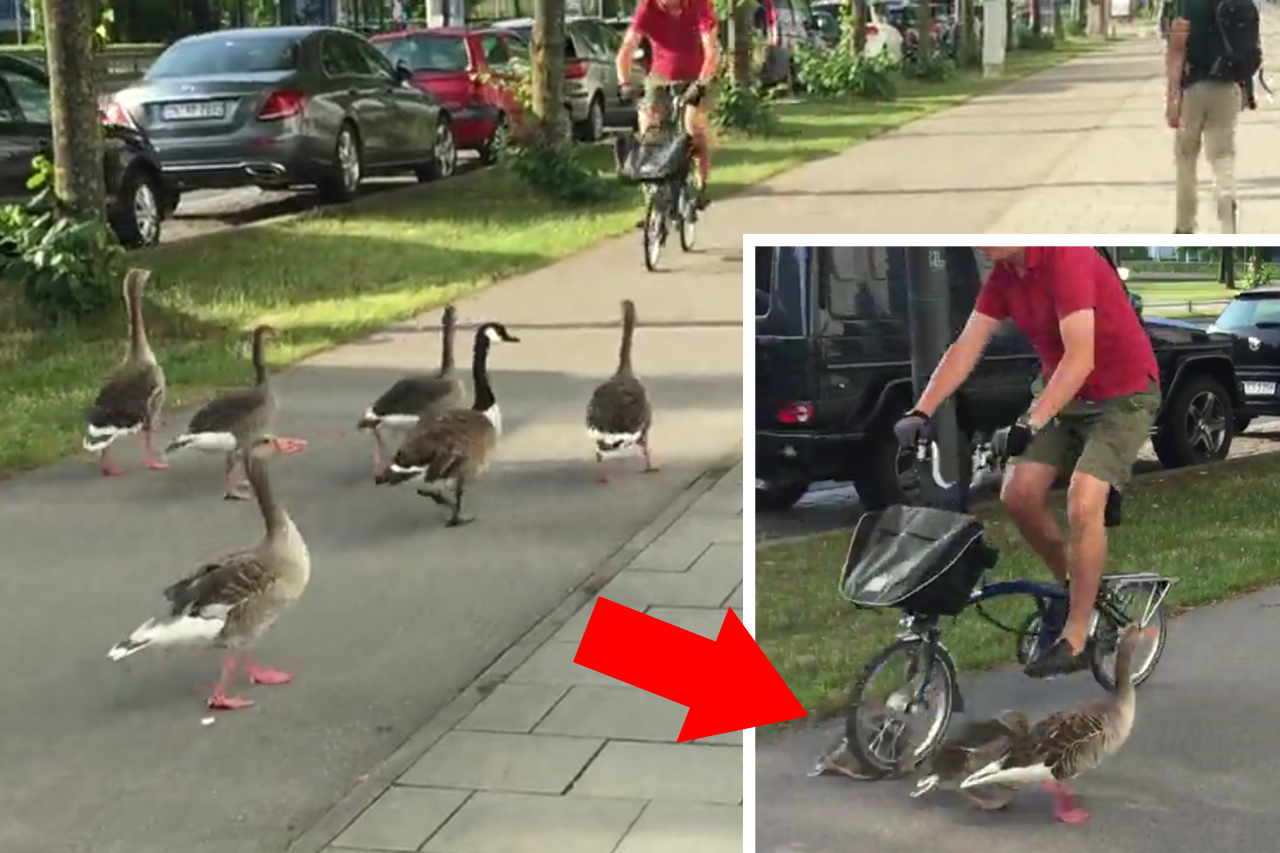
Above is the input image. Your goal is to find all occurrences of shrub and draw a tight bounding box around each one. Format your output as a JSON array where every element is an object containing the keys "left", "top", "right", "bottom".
[
  {"left": 1018, "top": 29, "right": 1057, "bottom": 50},
  {"left": 903, "top": 51, "right": 957, "bottom": 81},
  {"left": 0, "top": 155, "right": 124, "bottom": 325},
  {"left": 711, "top": 74, "right": 780, "bottom": 136},
  {"left": 794, "top": 41, "right": 899, "bottom": 100}
]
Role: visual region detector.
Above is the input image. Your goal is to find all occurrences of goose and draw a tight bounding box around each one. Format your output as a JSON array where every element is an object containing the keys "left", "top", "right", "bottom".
[
  {"left": 107, "top": 435, "right": 312, "bottom": 710},
  {"left": 955, "top": 625, "right": 1156, "bottom": 823},
  {"left": 357, "top": 304, "right": 466, "bottom": 475},
  {"left": 165, "top": 324, "right": 307, "bottom": 499},
  {"left": 908, "top": 710, "right": 1031, "bottom": 810},
  {"left": 82, "top": 268, "right": 168, "bottom": 476},
  {"left": 585, "top": 299, "right": 656, "bottom": 483},
  {"left": 374, "top": 321, "right": 520, "bottom": 527}
]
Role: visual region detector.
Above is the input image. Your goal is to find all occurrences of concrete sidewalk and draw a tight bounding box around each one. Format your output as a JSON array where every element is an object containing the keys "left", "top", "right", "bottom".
[
  {"left": 723, "top": 21, "right": 1280, "bottom": 234},
  {"left": 299, "top": 460, "right": 744, "bottom": 853}
]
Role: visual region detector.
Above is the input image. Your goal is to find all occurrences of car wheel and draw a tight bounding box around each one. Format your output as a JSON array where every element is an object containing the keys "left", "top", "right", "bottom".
[
  {"left": 478, "top": 114, "right": 506, "bottom": 165},
  {"left": 852, "top": 424, "right": 920, "bottom": 511},
  {"left": 1152, "top": 373, "right": 1234, "bottom": 468},
  {"left": 159, "top": 187, "right": 180, "bottom": 219},
  {"left": 111, "top": 166, "right": 163, "bottom": 248},
  {"left": 417, "top": 116, "right": 458, "bottom": 181},
  {"left": 1235, "top": 414, "right": 1253, "bottom": 434},
  {"left": 575, "top": 94, "right": 605, "bottom": 142},
  {"left": 318, "top": 123, "right": 362, "bottom": 204},
  {"left": 756, "top": 472, "right": 811, "bottom": 512}
]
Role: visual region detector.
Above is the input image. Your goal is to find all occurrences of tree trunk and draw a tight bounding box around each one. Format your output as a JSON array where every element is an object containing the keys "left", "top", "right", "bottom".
[
  {"left": 732, "top": 0, "right": 753, "bottom": 84},
  {"left": 43, "top": 0, "right": 105, "bottom": 222},
  {"left": 1031, "top": 0, "right": 1041, "bottom": 35},
  {"left": 1221, "top": 247, "right": 1236, "bottom": 289},
  {"left": 918, "top": 0, "right": 934, "bottom": 58},
  {"left": 959, "top": 0, "right": 975, "bottom": 64},
  {"left": 853, "top": 0, "right": 868, "bottom": 55},
  {"left": 531, "top": 0, "right": 568, "bottom": 145}
]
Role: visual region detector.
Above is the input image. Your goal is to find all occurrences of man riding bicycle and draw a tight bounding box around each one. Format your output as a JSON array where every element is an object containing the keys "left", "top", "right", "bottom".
[
  {"left": 894, "top": 247, "right": 1161, "bottom": 680},
  {"left": 616, "top": 0, "right": 720, "bottom": 211}
]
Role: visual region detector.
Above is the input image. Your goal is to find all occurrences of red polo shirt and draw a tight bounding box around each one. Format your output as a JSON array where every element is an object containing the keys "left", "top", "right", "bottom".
[
  {"left": 631, "top": 0, "right": 716, "bottom": 81},
  {"left": 974, "top": 247, "right": 1159, "bottom": 402}
]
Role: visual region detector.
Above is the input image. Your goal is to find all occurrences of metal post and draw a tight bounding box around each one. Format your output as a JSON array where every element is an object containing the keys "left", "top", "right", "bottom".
[{"left": 904, "top": 247, "right": 963, "bottom": 507}]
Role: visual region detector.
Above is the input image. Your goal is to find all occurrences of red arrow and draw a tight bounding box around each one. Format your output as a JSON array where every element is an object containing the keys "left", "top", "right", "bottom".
[{"left": 572, "top": 597, "right": 807, "bottom": 741}]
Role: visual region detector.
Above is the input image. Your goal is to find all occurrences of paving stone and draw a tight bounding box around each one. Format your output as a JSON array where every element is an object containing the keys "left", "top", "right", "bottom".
[
  {"left": 722, "top": 582, "right": 743, "bottom": 611},
  {"left": 330, "top": 786, "right": 470, "bottom": 852},
  {"left": 657, "top": 515, "right": 743, "bottom": 545},
  {"left": 645, "top": 606, "right": 730, "bottom": 640},
  {"left": 534, "top": 685, "right": 686, "bottom": 741},
  {"left": 596, "top": 546, "right": 742, "bottom": 609},
  {"left": 421, "top": 792, "right": 645, "bottom": 853},
  {"left": 455, "top": 684, "right": 571, "bottom": 733},
  {"left": 507, "top": 639, "right": 621, "bottom": 686},
  {"left": 570, "top": 742, "right": 743, "bottom": 804},
  {"left": 626, "top": 535, "right": 711, "bottom": 572},
  {"left": 696, "top": 729, "right": 744, "bottom": 746},
  {"left": 614, "top": 801, "right": 743, "bottom": 853},
  {"left": 399, "top": 731, "right": 604, "bottom": 794}
]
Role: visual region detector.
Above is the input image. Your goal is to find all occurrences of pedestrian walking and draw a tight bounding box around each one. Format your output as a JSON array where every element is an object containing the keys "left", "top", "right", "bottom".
[{"left": 1165, "top": 0, "right": 1262, "bottom": 233}]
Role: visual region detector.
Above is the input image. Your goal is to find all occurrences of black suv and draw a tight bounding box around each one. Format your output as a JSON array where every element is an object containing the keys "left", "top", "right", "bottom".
[
  {"left": 0, "top": 54, "right": 170, "bottom": 247},
  {"left": 1207, "top": 286, "right": 1280, "bottom": 432},
  {"left": 756, "top": 246, "right": 1246, "bottom": 511}
]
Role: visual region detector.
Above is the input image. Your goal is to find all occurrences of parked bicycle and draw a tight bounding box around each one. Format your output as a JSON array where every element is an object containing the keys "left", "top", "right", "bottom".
[
  {"left": 833, "top": 427, "right": 1178, "bottom": 779},
  {"left": 614, "top": 82, "right": 704, "bottom": 272}
]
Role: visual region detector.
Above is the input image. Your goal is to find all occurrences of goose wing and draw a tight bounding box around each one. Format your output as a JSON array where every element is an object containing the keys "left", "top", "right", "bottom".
[
  {"left": 1020, "top": 706, "right": 1110, "bottom": 780},
  {"left": 929, "top": 714, "right": 1029, "bottom": 780},
  {"left": 87, "top": 362, "right": 163, "bottom": 431},
  {"left": 392, "top": 409, "right": 494, "bottom": 480},
  {"left": 586, "top": 374, "right": 652, "bottom": 438},
  {"left": 163, "top": 550, "right": 277, "bottom": 620},
  {"left": 186, "top": 385, "right": 270, "bottom": 434},
  {"left": 370, "top": 375, "right": 465, "bottom": 419}
]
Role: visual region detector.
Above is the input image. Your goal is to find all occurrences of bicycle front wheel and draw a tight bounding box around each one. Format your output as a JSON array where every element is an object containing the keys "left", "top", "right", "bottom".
[
  {"left": 642, "top": 192, "right": 664, "bottom": 272},
  {"left": 845, "top": 636, "right": 957, "bottom": 777},
  {"left": 678, "top": 182, "right": 697, "bottom": 253}
]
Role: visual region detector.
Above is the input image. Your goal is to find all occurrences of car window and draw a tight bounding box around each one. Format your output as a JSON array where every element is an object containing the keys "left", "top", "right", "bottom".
[
  {"left": 0, "top": 66, "right": 49, "bottom": 124},
  {"left": 147, "top": 34, "right": 301, "bottom": 78},
  {"left": 502, "top": 34, "right": 530, "bottom": 67},
  {"left": 377, "top": 35, "right": 470, "bottom": 71},
  {"left": 823, "top": 248, "right": 893, "bottom": 320},
  {"left": 355, "top": 38, "right": 397, "bottom": 78},
  {"left": 576, "top": 21, "right": 612, "bottom": 58},
  {"left": 1216, "top": 297, "right": 1280, "bottom": 329},
  {"left": 479, "top": 34, "right": 510, "bottom": 67},
  {"left": 600, "top": 23, "right": 623, "bottom": 53},
  {"left": 323, "top": 33, "right": 377, "bottom": 76}
]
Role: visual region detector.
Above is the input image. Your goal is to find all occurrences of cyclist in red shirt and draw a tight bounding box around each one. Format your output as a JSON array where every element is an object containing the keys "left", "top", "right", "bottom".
[
  {"left": 616, "top": 0, "right": 720, "bottom": 209},
  {"left": 895, "top": 247, "right": 1161, "bottom": 680}
]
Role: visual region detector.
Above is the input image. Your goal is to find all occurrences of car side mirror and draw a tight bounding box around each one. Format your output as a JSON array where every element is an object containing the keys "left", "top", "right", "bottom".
[{"left": 394, "top": 61, "right": 413, "bottom": 83}]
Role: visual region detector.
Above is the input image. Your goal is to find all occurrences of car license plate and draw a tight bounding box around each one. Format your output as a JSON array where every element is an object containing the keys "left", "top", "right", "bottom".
[
  {"left": 161, "top": 101, "right": 225, "bottom": 121},
  {"left": 1243, "top": 381, "right": 1276, "bottom": 397}
]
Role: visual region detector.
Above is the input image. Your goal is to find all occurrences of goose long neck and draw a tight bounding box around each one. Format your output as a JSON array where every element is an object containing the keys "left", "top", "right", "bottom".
[
  {"left": 126, "top": 278, "right": 153, "bottom": 363},
  {"left": 1113, "top": 637, "right": 1137, "bottom": 708},
  {"left": 471, "top": 333, "right": 496, "bottom": 411},
  {"left": 617, "top": 301, "right": 636, "bottom": 374},
  {"left": 440, "top": 309, "right": 457, "bottom": 373},
  {"left": 247, "top": 454, "right": 288, "bottom": 537},
  {"left": 251, "top": 331, "right": 269, "bottom": 385}
]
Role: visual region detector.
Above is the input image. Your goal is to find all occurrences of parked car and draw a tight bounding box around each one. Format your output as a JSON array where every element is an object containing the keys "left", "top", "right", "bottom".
[
  {"left": 745, "top": 0, "right": 822, "bottom": 87},
  {"left": 102, "top": 26, "right": 457, "bottom": 206},
  {"left": 1207, "top": 287, "right": 1280, "bottom": 433},
  {"left": 371, "top": 26, "right": 524, "bottom": 164},
  {"left": 492, "top": 16, "right": 644, "bottom": 140},
  {"left": 755, "top": 246, "right": 1246, "bottom": 511},
  {"left": 810, "top": 0, "right": 905, "bottom": 61},
  {"left": 0, "top": 54, "right": 167, "bottom": 247}
]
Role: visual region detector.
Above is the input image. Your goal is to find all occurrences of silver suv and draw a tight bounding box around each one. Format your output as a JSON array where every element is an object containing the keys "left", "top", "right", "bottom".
[{"left": 493, "top": 16, "right": 645, "bottom": 141}]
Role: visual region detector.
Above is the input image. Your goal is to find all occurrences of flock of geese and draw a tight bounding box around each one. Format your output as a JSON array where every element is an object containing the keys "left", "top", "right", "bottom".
[{"left": 91, "top": 268, "right": 655, "bottom": 710}]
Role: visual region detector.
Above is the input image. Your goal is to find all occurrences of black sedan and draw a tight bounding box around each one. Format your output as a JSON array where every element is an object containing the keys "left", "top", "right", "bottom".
[
  {"left": 0, "top": 54, "right": 169, "bottom": 247},
  {"left": 1208, "top": 286, "right": 1280, "bottom": 431}
]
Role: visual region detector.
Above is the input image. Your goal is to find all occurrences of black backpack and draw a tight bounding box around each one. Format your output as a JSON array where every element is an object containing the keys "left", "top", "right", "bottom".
[{"left": 1209, "top": 0, "right": 1262, "bottom": 83}]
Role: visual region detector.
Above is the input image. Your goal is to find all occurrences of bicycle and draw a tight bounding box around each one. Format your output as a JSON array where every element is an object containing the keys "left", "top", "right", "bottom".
[
  {"left": 833, "top": 428, "right": 1178, "bottom": 779},
  {"left": 616, "top": 82, "right": 703, "bottom": 272}
]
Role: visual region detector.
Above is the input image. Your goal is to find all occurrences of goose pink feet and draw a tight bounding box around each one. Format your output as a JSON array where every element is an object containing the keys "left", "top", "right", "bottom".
[
  {"left": 1043, "top": 781, "right": 1091, "bottom": 823},
  {"left": 208, "top": 693, "right": 255, "bottom": 710},
  {"left": 247, "top": 665, "right": 293, "bottom": 686}
]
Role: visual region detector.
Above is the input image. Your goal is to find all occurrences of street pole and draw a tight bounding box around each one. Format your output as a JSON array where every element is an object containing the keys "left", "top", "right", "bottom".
[{"left": 903, "top": 247, "right": 963, "bottom": 506}]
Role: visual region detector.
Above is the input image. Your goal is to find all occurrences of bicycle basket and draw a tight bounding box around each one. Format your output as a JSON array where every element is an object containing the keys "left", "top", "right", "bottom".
[
  {"left": 839, "top": 505, "right": 998, "bottom": 617},
  {"left": 618, "top": 131, "right": 690, "bottom": 184}
]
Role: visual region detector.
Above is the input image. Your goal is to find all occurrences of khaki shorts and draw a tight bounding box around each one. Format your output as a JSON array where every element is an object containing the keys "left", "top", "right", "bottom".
[
  {"left": 640, "top": 76, "right": 714, "bottom": 132},
  {"left": 1011, "top": 379, "right": 1160, "bottom": 489}
]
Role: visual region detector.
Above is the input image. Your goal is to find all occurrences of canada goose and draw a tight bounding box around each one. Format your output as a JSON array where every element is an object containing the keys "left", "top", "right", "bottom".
[
  {"left": 585, "top": 299, "right": 656, "bottom": 483},
  {"left": 373, "top": 321, "right": 520, "bottom": 527},
  {"left": 956, "top": 625, "right": 1156, "bottom": 823},
  {"left": 82, "top": 269, "right": 168, "bottom": 476},
  {"left": 909, "top": 710, "right": 1031, "bottom": 810},
  {"left": 358, "top": 304, "right": 466, "bottom": 475},
  {"left": 107, "top": 435, "right": 312, "bottom": 710},
  {"left": 165, "top": 325, "right": 307, "bottom": 499}
]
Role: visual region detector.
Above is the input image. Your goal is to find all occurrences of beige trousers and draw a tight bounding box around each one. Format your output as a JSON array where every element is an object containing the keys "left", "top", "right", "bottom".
[{"left": 1175, "top": 80, "right": 1241, "bottom": 234}]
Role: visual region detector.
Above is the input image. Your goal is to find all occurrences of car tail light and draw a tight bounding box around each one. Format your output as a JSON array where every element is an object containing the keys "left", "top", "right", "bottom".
[
  {"left": 101, "top": 98, "right": 136, "bottom": 129},
  {"left": 866, "top": 23, "right": 879, "bottom": 35},
  {"left": 777, "top": 402, "right": 815, "bottom": 425},
  {"left": 565, "top": 59, "right": 587, "bottom": 79},
  {"left": 257, "top": 90, "right": 306, "bottom": 121}
]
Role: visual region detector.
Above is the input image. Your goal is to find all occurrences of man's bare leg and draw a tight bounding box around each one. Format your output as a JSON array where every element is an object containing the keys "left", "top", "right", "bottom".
[
  {"left": 1059, "top": 471, "right": 1111, "bottom": 652},
  {"left": 1000, "top": 462, "right": 1068, "bottom": 583}
]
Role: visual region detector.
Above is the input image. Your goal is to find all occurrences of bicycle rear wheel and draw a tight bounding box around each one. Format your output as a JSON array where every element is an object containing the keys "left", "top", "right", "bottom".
[
  {"left": 642, "top": 192, "right": 665, "bottom": 272},
  {"left": 677, "top": 180, "right": 697, "bottom": 252},
  {"left": 1090, "top": 582, "right": 1169, "bottom": 691},
  {"left": 845, "top": 636, "right": 957, "bottom": 777}
]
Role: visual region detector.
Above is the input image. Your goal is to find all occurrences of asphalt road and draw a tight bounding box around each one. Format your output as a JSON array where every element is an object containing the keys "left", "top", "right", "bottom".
[
  {"left": 0, "top": 229, "right": 742, "bottom": 852},
  {"left": 756, "top": 583, "right": 1280, "bottom": 852},
  {"left": 755, "top": 417, "right": 1280, "bottom": 544}
]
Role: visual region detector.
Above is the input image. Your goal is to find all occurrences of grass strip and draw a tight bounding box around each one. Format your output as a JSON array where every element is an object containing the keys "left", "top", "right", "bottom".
[
  {"left": 0, "top": 40, "right": 1103, "bottom": 477},
  {"left": 757, "top": 453, "right": 1280, "bottom": 734}
]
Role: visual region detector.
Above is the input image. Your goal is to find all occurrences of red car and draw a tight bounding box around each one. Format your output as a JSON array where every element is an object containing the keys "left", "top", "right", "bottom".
[{"left": 371, "top": 27, "right": 525, "bottom": 164}]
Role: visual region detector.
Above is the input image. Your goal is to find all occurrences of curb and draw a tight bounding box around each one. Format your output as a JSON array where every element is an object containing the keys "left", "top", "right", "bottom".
[{"left": 284, "top": 441, "right": 743, "bottom": 853}]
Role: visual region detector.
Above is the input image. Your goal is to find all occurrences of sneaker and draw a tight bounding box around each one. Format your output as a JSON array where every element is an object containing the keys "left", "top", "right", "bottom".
[
  {"left": 694, "top": 188, "right": 711, "bottom": 211},
  {"left": 1024, "top": 638, "right": 1089, "bottom": 679},
  {"left": 1036, "top": 593, "right": 1070, "bottom": 651}
]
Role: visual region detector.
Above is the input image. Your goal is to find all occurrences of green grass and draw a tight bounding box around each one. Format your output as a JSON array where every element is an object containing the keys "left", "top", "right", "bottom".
[
  {"left": 1130, "top": 280, "right": 1234, "bottom": 319},
  {"left": 0, "top": 40, "right": 1103, "bottom": 477},
  {"left": 757, "top": 454, "right": 1280, "bottom": 732}
]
